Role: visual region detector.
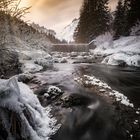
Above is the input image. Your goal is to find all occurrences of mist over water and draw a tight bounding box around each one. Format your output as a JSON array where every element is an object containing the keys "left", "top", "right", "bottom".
[{"left": 46, "top": 63, "right": 139, "bottom": 140}]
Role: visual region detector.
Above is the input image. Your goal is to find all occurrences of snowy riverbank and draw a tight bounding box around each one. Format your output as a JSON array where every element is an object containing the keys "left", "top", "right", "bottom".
[{"left": 91, "top": 36, "right": 140, "bottom": 67}]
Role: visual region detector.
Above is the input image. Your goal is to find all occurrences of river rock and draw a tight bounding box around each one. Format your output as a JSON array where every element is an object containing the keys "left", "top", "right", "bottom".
[
  {"left": 0, "top": 47, "right": 21, "bottom": 78},
  {"left": 35, "top": 85, "right": 64, "bottom": 106},
  {"left": 34, "top": 58, "right": 53, "bottom": 70},
  {"left": 61, "top": 93, "right": 92, "bottom": 108},
  {"left": 60, "top": 57, "right": 68, "bottom": 63},
  {"left": 18, "top": 73, "right": 35, "bottom": 83}
]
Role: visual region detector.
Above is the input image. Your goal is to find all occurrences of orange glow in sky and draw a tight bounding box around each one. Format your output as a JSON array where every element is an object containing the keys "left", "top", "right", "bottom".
[{"left": 19, "top": 0, "right": 118, "bottom": 33}]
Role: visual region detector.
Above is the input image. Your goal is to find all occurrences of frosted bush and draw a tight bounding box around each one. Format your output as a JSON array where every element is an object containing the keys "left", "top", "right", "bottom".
[
  {"left": 34, "top": 58, "right": 53, "bottom": 69},
  {"left": 95, "top": 32, "right": 113, "bottom": 48},
  {"left": 131, "top": 21, "right": 140, "bottom": 36}
]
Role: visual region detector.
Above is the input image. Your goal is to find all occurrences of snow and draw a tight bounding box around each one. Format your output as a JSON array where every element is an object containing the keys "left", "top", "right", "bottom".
[
  {"left": 59, "top": 57, "right": 68, "bottom": 63},
  {"left": 75, "top": 75, "right": 134, "bottom": 108},
  {"left": 18, "top": 50, "right": 52, "bottom": 60},
  {"left": 102, "top": 53, "right": 140, "bottom": 67},
  {"left": 21, "top": 61, "right": 43, "bottom": 73},
  {"left": 51, "top": 52, "right": 96, "bottom": 64},
  {"left": 136, "top": 111, "right": 140, "bottom": 115},
  {"left": 47, "top": 86, "right": 62, "bottom": 95},
  {"left": 18, "top": 50, "right": 53, "bottom": 73},
  {"left": 34, "top": 58, "right": 53, "bottom": 69},
  {"left": 91, "top": 36, "right": 140, "bottom": 67},
  {"left": 130, "top": 135, "right": 133, "bottom": 139},
  {"left": 134, "top": 120, "right": 139, "bottom": 125},
  {"left": 56, "top": 19, "right": 79, "bottom": 43},
  {"left": 131, "top": 21, "right": 140, "bottom": 36},
  {"left": 0, "top": 77, "right": 59, "bottom": 140}
]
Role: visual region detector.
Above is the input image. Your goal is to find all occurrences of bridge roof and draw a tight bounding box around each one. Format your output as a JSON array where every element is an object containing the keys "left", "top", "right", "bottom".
[{"left": 52, "top": 43, "right": 89, "bottom": 46}]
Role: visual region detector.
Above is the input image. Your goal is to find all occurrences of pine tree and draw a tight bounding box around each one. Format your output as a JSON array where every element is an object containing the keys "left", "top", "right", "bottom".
[
  {"left": 127, "top": 0, "right": 140, "bottom": 33},
  {"left": 89, "top": 0, "right": 110, "bottom": 41},
  {"left": 74, "top": 0, "right": 90, "bottom": 43},
  {"left": 113, "top": 0, "right": 126, "bottom": 39},
  {"left": 74, "top": 0, "right": 110, "bottom": 43}
]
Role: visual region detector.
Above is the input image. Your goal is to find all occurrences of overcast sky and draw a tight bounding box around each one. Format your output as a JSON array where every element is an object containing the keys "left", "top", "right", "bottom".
[{"left": 20, "top": 0, "right": 118, "bottom": 33}]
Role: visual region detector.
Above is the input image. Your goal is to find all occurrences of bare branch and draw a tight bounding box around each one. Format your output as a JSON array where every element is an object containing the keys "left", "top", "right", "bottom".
[{"left": 0, "top": 0, "right": 31, "bottom": 19}]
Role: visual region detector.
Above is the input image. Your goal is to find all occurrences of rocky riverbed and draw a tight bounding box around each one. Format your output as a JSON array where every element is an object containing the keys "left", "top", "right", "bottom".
[
  {"left": 0, "top": 46, "right": 139, "bottom": 140},
  {"left": 16, "top": 63, "right": 140, "bottom": 140}
]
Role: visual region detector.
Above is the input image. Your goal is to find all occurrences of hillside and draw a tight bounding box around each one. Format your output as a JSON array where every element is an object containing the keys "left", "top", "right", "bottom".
[
  {"left": 31, "top": 22, "right": 62, "bottom": 44},
  {"left": 0, "top": 11, "right": 52, "bottom": 52},
  {"left": 31, "top": 22, "right": 56, "bottom": 36},
  {"left": 0, "top": 12, "right": 54, "bottom": 78}
]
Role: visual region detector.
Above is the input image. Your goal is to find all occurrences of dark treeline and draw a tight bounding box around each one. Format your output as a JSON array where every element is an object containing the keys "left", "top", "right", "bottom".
[
  {"left": 113, "top": 0, "right": 140, "bottom": 39},
  {"left": 47, "top": 34, "right": 67, "bottom": 44},
  {"left": 74, "top": 0, "right": 140, "bottom": 43}
]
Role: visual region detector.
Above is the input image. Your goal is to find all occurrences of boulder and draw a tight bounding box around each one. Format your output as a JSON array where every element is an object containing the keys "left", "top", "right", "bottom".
[
  {"left": 0, "top": 47, "right": 21, "bottom": 78},
  {"left": 34, "top": 58, "right": 53, "bottom": 70},
  {"left": 59, "top": 57, "right": 68, "bottom": 63},
  {"left": 35, "top": 85, "right": 64, "bottom": 106}
]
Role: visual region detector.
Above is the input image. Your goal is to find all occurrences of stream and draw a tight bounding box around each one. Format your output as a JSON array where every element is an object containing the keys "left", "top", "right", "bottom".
[
  {"left": 35, "top": 63, "right": 140, "bottom": 140},
  {"left": 38, "top": 63, "right": 140, "bottom": 107}
]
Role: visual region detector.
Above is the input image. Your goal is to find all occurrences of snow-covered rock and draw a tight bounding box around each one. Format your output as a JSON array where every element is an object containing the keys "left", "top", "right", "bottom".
[
  {"left": 21, "top": 61, "right": 43, "bottom": 73},
  {"left": 59, "top": 57, "right": 68, "bottom": 63},
  {"left": 102, "top": 53, "right": 140, "bottom": 67},
  {"left": 0, "top": 77, "right": 59, "bottom": 140},
  {"left": 70, "top": 52, "right": 78, "bottom": 57},
  {"left": 47, "top": 86, "right": 63, "bottom": 96},
  {"left": 34, "top": 58, "right": 53, "bottom": 69},
  {"left": 19, "top": 50, "right": 53, "bottom": 73},
  {"left": 18, "top": 73, "right": 35, "bottom": 83},
  {"left": 56, "top": 19, "right": 79, "bottom": 43},
  {"left": 19, "top": 50, "right": 51, "bottom": 60}
]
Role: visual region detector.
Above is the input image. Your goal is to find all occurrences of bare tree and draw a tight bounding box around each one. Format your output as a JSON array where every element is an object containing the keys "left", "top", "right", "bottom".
[{"left": 0, "top": 0, "right": 31, "bottom": 19}]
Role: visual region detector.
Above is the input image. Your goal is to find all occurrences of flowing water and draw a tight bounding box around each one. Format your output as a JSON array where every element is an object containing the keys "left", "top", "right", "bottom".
[
  {"left": 78, "top": 63, "right": 140, "bottom": 107},
  {"left": 37, "top": 63, "right": 140, "bottom": 140}
]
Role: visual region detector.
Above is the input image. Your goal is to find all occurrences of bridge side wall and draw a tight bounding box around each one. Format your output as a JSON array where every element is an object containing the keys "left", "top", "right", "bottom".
[{"left": 52, "top": 45, "right": 91, "bottom": 52}]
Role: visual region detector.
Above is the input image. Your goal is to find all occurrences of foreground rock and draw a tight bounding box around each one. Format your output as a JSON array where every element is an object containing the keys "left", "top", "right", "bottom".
[{"left": 0, "top": 77, "right": 59, "bottom": 140}]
